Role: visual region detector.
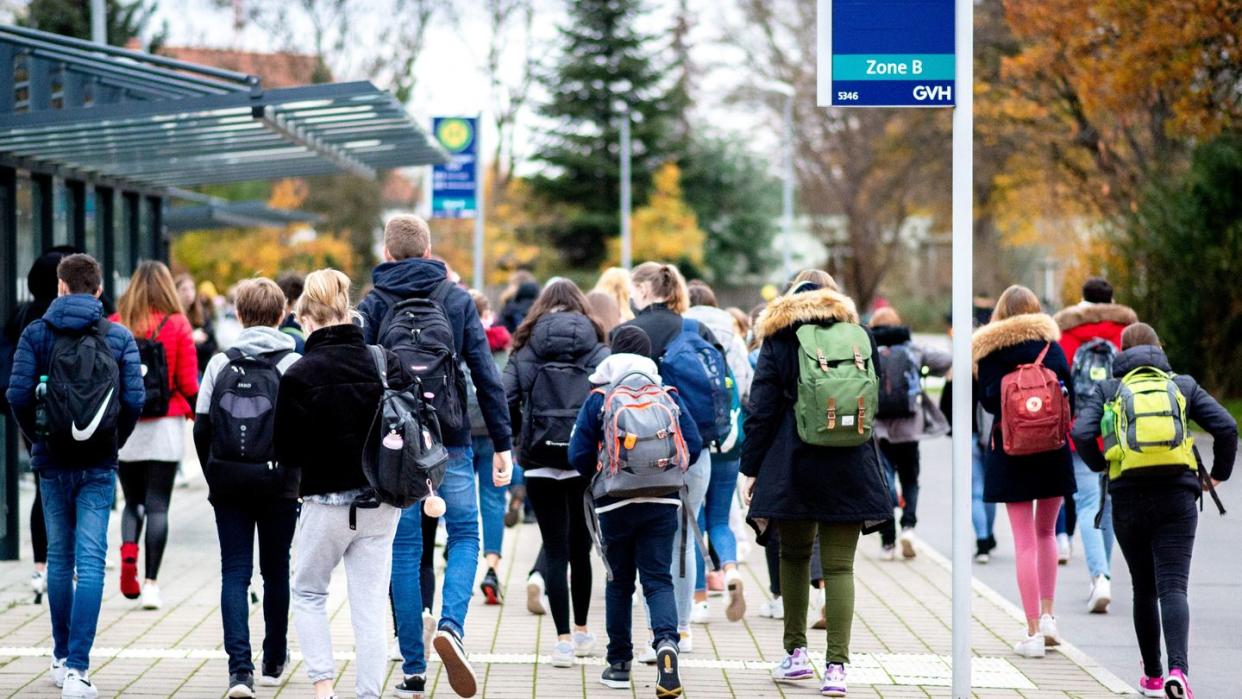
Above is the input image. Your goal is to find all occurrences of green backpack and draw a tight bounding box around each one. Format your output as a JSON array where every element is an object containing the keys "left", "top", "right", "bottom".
[
  {"left": 793, "top": 323, "right": 878, "bottom": 447},
  {"left": 1100, "top": 366, "right": 1196, "bottom": 480}
]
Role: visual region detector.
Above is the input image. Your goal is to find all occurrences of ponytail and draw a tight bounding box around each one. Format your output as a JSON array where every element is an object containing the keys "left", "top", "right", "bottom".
[
  {"left": 296, "top": 268, "right": 353, "bottom": 328},
  {"left": 632, "top": 262, "right": 689, "bottom": 314}
]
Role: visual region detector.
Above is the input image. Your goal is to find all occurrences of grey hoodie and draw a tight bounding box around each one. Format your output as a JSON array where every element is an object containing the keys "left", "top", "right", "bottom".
[{"left": 195, "top": 326, "right": 300, "bottom": 414}]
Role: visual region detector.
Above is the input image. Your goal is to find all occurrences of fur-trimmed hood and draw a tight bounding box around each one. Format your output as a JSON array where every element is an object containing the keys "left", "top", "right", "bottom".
[
  {"left": 1053, "top": 302, "right": 1138, "bottom": 331},
  {"left": 756, "top": 288, "right": 859, "bottom": 340},
  {"left": 971, "top": 313, "right": 1060, "bottom": 371}
]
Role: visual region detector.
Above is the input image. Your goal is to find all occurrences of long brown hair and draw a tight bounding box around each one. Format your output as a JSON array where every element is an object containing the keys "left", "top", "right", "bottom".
[
  {"left": 512, "top": 278, "right": 604, "bottom": 351},
  {"left": 991, "top": 285, "right": 1042, "bottom": 322},
  {"left": 631, "top": 262, "right": 689, "bottom": 314},
  {"left": 118, "top": 260, "right": 183, "bottom": 337}
]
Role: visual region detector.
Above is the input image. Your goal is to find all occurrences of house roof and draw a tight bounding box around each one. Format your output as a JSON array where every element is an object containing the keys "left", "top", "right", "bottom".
[{"left": 158, "top": 46, "right": 327, "bottom": 88}]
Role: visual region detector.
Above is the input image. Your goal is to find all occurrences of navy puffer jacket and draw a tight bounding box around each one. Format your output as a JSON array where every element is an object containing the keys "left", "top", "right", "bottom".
[{"left": 6, "top": 294, "right": 145, "bottom": 470}]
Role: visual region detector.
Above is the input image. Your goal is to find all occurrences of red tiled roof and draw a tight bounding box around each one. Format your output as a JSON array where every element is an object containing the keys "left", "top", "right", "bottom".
[{"left": 158, "top": 46, "right": 327, "bottom": 87}]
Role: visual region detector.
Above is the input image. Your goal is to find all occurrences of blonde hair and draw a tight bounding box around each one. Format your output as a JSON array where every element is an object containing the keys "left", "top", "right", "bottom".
[
  {"left": 593, "top": 267, "right": 634, "bottom": 321},
  {"left": 296, "top": 269, "right": 353, "bottom": 327},
  {"left": 235, "top": 278, "right": 288, "bottom": 328},
  {"left": 869, "top": 306, "right": 902, "bottom": 328},
  {"left": 118, "top": 260, "right": 183, "bottom": 337},
  {"left": 631, "top": 262, "right": 689, "bottom": 315},
  {"left": 791, "top": 269, "right": 839, "bottom": 292},
  {"left": 992, "top": 285, "right": 1042, "bottom": 322},
  {"left": 384, "top": 214, "right": 431, "bottom": 260}
]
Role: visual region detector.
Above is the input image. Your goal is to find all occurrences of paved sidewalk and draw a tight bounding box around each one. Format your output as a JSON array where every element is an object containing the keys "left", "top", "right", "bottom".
[{"left": 0, "top": 473, "right": 1135, "bottom": 698}]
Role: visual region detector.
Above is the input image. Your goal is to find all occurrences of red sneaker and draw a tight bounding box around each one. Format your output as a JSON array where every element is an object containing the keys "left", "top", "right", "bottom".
[{"left": 120, "top": 542, "right": 140, "bottom": 599}]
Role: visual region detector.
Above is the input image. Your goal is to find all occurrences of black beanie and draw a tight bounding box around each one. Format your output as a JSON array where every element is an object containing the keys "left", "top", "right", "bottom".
[{"left": 610, "top": 325, "right": 653, "bottom": 358}]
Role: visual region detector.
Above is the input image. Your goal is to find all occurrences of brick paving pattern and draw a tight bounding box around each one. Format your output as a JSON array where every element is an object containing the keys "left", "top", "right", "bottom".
[{"left": 0, "top": 475, "right": 1135, "bottom": 697}]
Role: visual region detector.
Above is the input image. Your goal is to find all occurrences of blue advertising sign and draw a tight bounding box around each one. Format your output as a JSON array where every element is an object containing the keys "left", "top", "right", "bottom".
[
  {"left": 431, "top": 116, "right": 479, "bottom": 218},
  {"left": 818, "top": 0, "right": 955, "bottom": 108}
]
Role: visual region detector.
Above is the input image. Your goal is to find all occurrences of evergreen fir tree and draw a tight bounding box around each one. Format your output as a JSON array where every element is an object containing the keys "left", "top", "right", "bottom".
[{"left": 532, "top": 0, "right": 674, "bottom": 268}]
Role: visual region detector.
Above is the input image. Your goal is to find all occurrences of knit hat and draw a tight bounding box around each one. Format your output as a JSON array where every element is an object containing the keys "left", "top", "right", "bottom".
[{"left": 610, "top": 325, "right": 653, "bottom": 358}]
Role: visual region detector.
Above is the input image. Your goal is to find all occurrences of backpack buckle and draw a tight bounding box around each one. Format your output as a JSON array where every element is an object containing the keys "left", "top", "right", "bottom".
[
  {"left": 853, "top": 346, "right": 864, "bottom": 371},
  {"left": 857, "top": 396, "right": 866, "bottom": 434},
  {"left": 817, "top": 348, "right": 829, "bottom": 372},
  {"left": 827, "top": 398, "right": 837, "bottom": 430}
]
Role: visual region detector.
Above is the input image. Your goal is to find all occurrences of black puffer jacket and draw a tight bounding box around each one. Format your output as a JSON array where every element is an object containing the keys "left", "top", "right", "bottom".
[
  {"left": 741, "top": 287, "right": 892, "bottom": 537},
  {"left": 973, "top": 312, "right": 1076, "bottom": 503},
  {"left": 274, "top": 323, "right": 410, "bottom": 497},
  {"left": 503, "top": 311, "right": 609, "bottom": 470},
  {"left": 500, "top": 281, "right": 540, "bottom": 333},
  {"left": 1072, "top": 345, "right": 1237, "bottom": 496}
]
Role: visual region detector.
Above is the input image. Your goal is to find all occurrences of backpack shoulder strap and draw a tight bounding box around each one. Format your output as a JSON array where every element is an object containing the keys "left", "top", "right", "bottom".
[
  {"left": 224, "top": 347, "right": 245, "bottom": 363},
  {"left": 372, "top": 288, "right": 403, "bottom": 340},
  {"left": 430, "top": 279, "right": 455, "bottom": 306},
  {"left": 681, "top": 317, "right": 699, "bottom": 334},
  {"left": 95, "top": 318, "right": 112, "bottom": 337},
  {"left": 368, "top": 345, "right": 389, "bottom": 389},
  {"left": 1034, "top": 342, "right": 1052, "bottom": 367},
  {"left": 150, "top": 314, "right": 171, "bottom": 340}
]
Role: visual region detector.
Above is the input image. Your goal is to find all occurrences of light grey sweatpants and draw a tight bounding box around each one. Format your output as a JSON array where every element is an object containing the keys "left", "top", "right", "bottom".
[{"left": 292, "top": 500, "right": 400, "bottom": 699}]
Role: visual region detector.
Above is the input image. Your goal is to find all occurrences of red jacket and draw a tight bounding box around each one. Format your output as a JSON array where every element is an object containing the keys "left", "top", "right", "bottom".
[
  {"left": 1053, "top": 303, "right": 1138, "bottom": 367},
  {"left": 110, "top": 311, "right": 200, "bottom": 419}
]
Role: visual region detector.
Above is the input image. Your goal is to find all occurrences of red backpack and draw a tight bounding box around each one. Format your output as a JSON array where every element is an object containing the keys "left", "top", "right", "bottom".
[{"left": 999, "top": 343, "right": 1070, "bottom": 456}]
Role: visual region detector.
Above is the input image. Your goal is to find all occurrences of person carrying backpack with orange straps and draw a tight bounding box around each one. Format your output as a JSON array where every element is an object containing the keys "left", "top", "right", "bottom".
[{"left": 973, "top": 285, "right": 1075, "bottom": 659}]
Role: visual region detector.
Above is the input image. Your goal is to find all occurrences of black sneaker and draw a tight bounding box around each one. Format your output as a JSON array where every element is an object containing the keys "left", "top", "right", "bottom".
[
  {"left": 600, "top": 661, "right": 632, "bottom": 689},
  {"left": 480, "top": 567, "right": 503, "bottom": 605},
  {"left": 504, "top": 486, "right": 526, "bottom": 528},
  {"left": 432, "top": 627, "right": 477, "bottom": 697},
  {"left": 225, "top": 672, "right": 255, "bottom": 699},
  {"left": 655, "top": 640, "right": 683, "bottom": 698},
  {"left": 394, "top": 673, "right": 426, "bottom": 699},
  {"left": 258, "top": 654, "right": 286, "bottom": 686}
]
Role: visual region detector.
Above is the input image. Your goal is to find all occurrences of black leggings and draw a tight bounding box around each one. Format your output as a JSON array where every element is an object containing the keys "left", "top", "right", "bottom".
[
  {"left": 879, "top": 440, "right": 921, "bottom": 545},
  {"left": 526, "top": 476, "right": 593, "bottom": 636},
  {"left": 119, "top": 460, "right": 178, "bottom": 580},
  {"left": 1113, "top": 487, "right": 1198, "bottom": 676},
  {"left": 31, "top": 477, "right": 47, "bottom": 564}
]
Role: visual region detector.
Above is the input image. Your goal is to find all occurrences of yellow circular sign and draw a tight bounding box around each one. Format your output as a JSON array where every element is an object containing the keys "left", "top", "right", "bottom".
[{"left": 436, "top": 118, "right": 474, "bottom": 153}]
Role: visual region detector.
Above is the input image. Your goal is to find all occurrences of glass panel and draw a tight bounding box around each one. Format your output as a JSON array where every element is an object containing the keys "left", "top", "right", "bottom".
[
  {"left": 113, "top": 195, "right": 132, "bottom": 296},
  {"left": 15, "top": 176, "right": 34, "bottom": 305},
  {"left": 52, "top": 178, "right": 69, "bottom": 246},
  {"left": 84, "top": 186, "right": 99, "bottom": 258},
  {"left": 137, "top": 197, "right": 151, "bottom": 263}
]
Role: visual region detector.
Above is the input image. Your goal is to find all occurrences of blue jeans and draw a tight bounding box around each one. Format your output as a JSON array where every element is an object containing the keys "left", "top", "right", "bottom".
[
  {"left": 972, "top": 438, "right": 996, "bottom": 540},
  {"left": 1072, "top": 453, "right": 1114, "bottom": 578},
  {"left": 40, "top": 467, "right": 115, "bottom": 672},
  {"left": 213, "top": 498, "right": 299, "bottom": 676},
  {"left": 600, "top": 503, "right": 679, "bottom": 665},
  {"left": 392, "top": 446, "right": 478, "bottom": 676},
  {"left": 673, "top": 450, "right": 710, "bottom": 627},
  {"left": 695, "top": 455, "right": 740, "bottom": 590},
  {"left": 471, "top": 436, "right": 504, "bottom": 557}
]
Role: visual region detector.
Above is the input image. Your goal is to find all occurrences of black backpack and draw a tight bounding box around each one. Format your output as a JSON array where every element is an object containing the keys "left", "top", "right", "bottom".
[
  {"left": 359, "top": 346, "right": 449, "bottom": 515},
  {"left": 43, "top": 319, "right": 121, "bottom": 462},
  {"left": 1071, "top": 338, "right": 1117, "bottom": 407},
  {"left": 375, "top": 281, "right": 465, "bottom": 433},
  {"left": 520, "top": 354, "right": 595, "bottom": 469},
  {"left": 135, "top": 316, "right": 171, "bottom": 418},
  {"left": 876, "top": 343, "right": 921, "bottom": 419},
  {"left": 205, "top": 348, "right": 289, "bottom": 499}
]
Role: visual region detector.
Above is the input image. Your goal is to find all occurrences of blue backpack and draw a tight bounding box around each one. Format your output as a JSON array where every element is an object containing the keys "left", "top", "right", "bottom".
[{"left": 659, "top": 319, "right": 731, "bottom": 445}]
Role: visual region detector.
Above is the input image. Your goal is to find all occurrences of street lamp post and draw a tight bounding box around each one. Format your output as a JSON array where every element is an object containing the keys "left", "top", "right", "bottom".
[
  {"left": 619, "top": 105, "right": 633, "bottom": 270},
  {"left": 91, "top": 0, "right": 106, "bottom": 44}
]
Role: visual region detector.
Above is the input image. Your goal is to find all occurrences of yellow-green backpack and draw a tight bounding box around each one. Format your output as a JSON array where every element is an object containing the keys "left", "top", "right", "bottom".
[{"left": 1100, "top": 367, "right": 1196, "bottom": 480}]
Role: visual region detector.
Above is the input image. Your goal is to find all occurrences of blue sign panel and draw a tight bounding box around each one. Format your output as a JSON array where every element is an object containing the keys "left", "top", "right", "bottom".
[
  {"left": 431, "top": 116, "right": 479, "bottom": 219},
  {"left": 819, "top": 0, "right": 955, "bottom": 108}
]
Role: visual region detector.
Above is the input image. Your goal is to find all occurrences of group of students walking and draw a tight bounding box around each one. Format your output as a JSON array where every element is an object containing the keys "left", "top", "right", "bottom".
[{"left": 2, "top": 213, "right": 1235, "bottom": 699}]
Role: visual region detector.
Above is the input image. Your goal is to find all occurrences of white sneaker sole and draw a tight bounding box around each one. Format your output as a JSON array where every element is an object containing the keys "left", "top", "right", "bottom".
[
  {"left": 226, "top": 684, "right": 256, "bottom": 698},
  {"left": 526, "top": 582, "right": 546, "bottom": 615},
  {"left": 1088, "top": 594, "right": 1111, "bottom": 614},
  {"left": 550, "top": 656, "right": 574, "bottom": 668},
  {"left": 257, "top": 673, "right": 284, "bottom": 686},
  {"left": 600, "top": 677, "right": 632, "bottom": 689},
  {"left": 900, "top": 537, "right": 917, "bottom": 559}
]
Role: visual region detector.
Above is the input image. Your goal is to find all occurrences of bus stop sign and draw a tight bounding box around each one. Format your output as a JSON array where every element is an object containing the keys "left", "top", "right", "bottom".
[{"left": 818, "top": 0, "right": 955, "bottom": 108}]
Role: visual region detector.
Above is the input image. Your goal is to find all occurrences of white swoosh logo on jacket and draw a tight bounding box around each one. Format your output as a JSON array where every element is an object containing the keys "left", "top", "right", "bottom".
[{"left": 71, "top": 388, "right": 114, "bottom": 441}]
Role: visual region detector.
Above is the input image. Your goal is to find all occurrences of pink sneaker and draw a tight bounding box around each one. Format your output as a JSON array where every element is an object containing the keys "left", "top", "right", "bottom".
[
  {"left": 1138, "top": 673, "right": 1164, "bottom": 697},
  {"left": 1165, "top": 668, "right": 1193, "bottom": 699}
]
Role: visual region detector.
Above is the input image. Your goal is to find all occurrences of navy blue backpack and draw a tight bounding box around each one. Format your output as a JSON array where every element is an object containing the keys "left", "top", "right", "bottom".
[{"left": 659, "top": 318, "right": 731, "bottom": 446}]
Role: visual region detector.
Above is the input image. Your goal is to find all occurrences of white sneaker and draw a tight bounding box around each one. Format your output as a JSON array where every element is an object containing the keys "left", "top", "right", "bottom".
[
  {"left": 526, "top": 572, "right": 549, "bottom": 616},
  {"left": 61, "top": 669, "right": 99, "bottom": 699},
  {"left": 140, "top": 583, "right": 162, "bottom": 610},
  {"left": 1039, "top": 614, "right": 1062, "bottom": 647},
  {"left": 1013, "top": 632, "right": 1046, "bottom": 658},
  {"left": 1057, "top": 533, "right": 1072, "bottom": 565},
  {"left": 899, "top": 528, "right": 917, "bottom": 559},
  {"left": 690, "top": 600, "right": 710, "bottom": 624},
  {"left": 550, "top": 639, "right": 574, "bottom": 668},
  {"left": 573, "top": 631, "right": 596, "bottom": 657},
  {"left": 808, "top": 586, "right": 826, "bottom": 617},
  {"left": 49, "top": 657, "right": 67, "bottom": 687},
  {"left": 1088, "top": 575, "right": 1111, "bottom": 614},
  {"left": 771, "top": 647, "right": 815, "bottom": 682},
  {"left": 637, "top": 643, "right": 657, "bottom": 665},
  {"left": 31, "top": 569, "right": 47, "bottom": 596},
  {"left": 678, "top": 628, "right": 693, "bottom": 653},
  {"left": 422, "top": 609, "right": 436, "bottom": 660},
  {"left": 724, "top": 568, "right": 746, "bottom": 622},
  {"left": 758, "top": 596, "right": 785, "bottom": 620},
  {"left": 880, "top": 545, "right": 897, "bottom": 561},
  {"left": 389, "top": 640, "right": 403, "bottom": 662}
]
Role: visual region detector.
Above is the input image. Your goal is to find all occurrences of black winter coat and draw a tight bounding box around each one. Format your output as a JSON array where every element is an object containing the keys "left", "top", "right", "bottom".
[
  {"left": 274, "top": 323, "right": 410, "bottom": 497},
  {"left": 740, "top": 288, "right": 893, "bottom": 536},
  {"left": 973, "top": 313, "right": 1076, "bottom": 503},
  {"left": 1072, "top": 345, "right": 1237, "bottom": 496},
  {"left": 503, "top": 312, "right": 609, "bottom": 470},
  {"left": 612, "top": 302, "right": 720, "bottom": 360},
  {"left": 499, "top": 281, "right": 540, "bottom": 333}
]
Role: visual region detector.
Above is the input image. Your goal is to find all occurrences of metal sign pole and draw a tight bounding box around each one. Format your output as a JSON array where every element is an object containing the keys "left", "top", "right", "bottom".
[
  {"left": 619, "top": 107, "right": 632, "bottom": 270},
  {"left": 473, "top": 114, "right": 485, "bottom": 291},
  {"left": 950, "top": 0, "right": 974, "bottom": 694},
  {"left": 91, "top": 0, "right": 106, "bottom": 45}
]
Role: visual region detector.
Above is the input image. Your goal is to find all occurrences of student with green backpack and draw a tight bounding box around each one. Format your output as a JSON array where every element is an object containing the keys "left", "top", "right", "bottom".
[
  {"left": 741, "top": 274, "right": 892, "bottom": 697},
  {"left": 1072, "top": 323, "right": 1235, "bottom": 699}
]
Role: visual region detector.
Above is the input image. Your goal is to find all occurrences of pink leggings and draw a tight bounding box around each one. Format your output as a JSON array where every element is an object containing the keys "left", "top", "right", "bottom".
[{"left": 1005, "top": 497, "right": 1063, "bottom": 622}]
